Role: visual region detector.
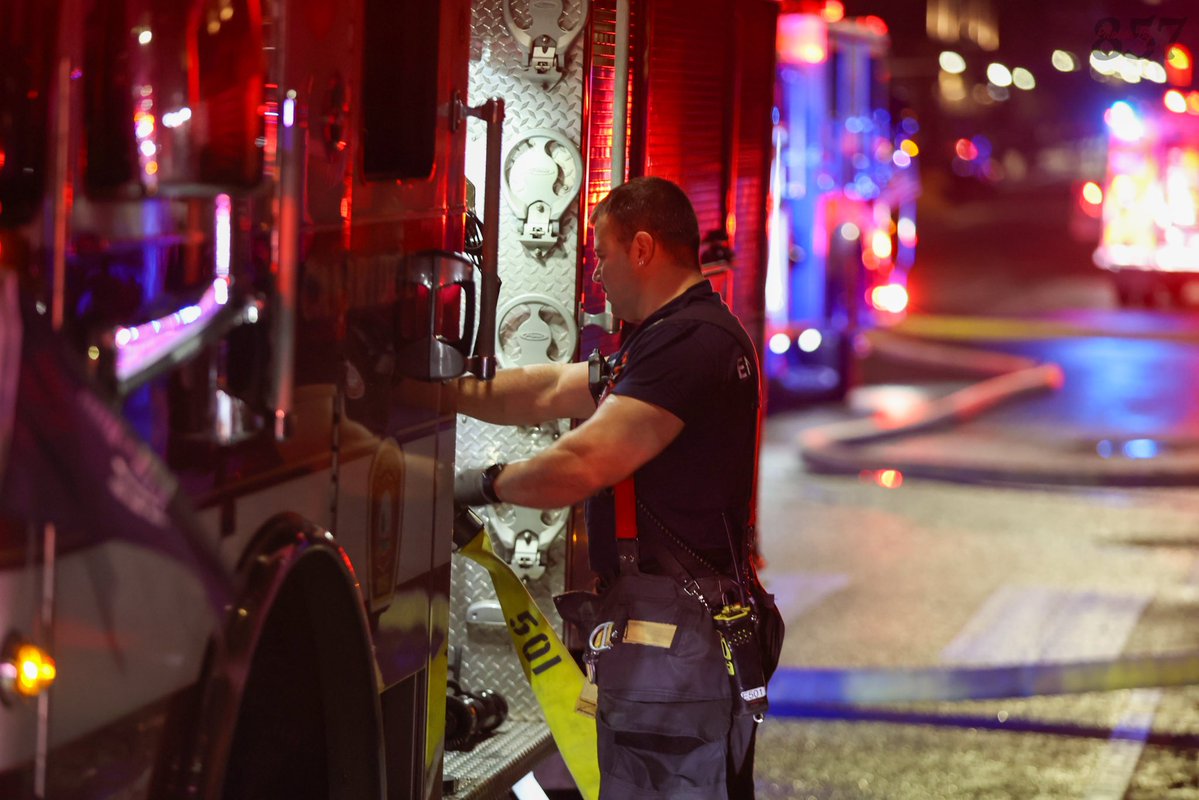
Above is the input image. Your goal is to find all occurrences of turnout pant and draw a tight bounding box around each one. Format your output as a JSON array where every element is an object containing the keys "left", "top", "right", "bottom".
[{"left": 591, "top": 574, "right": 766, "bottom": 799}]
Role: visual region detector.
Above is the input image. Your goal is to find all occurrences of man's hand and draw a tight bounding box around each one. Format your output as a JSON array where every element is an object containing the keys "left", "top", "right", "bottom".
[{"left": 454, "top": 463, "right": 506, "bottom": 506}]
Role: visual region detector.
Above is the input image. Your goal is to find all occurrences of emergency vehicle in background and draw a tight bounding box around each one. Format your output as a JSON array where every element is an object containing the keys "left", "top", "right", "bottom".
[
  {"left": 764, "top": 1, "right": 919, "bottom": 403},
  {"left": 0, "top": 0, "right": 777, "bottom": 797},
  {"left": 1089, "top": 44, "right": 1199, "bottom": 307}
]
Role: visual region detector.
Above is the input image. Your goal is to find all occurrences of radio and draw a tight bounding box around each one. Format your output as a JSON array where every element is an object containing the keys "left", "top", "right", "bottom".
[{"left": 712, "top": 603, "right": 769, "bottom": 719}]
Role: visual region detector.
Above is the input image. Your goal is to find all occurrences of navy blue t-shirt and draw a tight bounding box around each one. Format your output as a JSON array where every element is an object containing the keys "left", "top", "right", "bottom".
[{"left": 585, "top": 281, "right": 759, "bottom": 580}]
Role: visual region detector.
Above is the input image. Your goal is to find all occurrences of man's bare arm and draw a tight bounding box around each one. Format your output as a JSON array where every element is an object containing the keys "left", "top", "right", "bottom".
[
  {"left": 453, "top": 362, "right": 596, "bottom": 425},
  {"left": 491, "top": 394, "right": 684, "bottom": 508},
  {"left": 398, "top": 361, "right": 596, "bottom": 426}
]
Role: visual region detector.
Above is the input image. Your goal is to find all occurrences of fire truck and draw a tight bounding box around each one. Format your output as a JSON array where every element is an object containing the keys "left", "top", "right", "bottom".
[
  {"left": 1092, "top": 80, "right": 1199, "bottom": 307},
  {"left": 0, "top": 0, "right": 776, "bottom": 797},
  {"left": 764, "top": 3, "right": 918, "bottom": 403}
]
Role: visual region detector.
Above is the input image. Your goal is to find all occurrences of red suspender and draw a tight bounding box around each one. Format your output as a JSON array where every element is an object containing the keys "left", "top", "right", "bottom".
[{"left": 614, "top": 476, "right": 638, "bottom": 541}]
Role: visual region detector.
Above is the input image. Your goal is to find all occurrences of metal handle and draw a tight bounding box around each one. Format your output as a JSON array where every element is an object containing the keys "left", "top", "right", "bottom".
[
  {"left": 271, "top": 90, "right": 303, "bottom": 438},
  {"left": 458, "top": 95, "right": 506, "bottom": 381}
]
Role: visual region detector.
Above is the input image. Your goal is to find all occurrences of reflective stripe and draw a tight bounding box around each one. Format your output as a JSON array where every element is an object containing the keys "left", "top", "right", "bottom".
[
  {"left": 624, "top": 619, "right": 677, "bottom": 648},
  {"left": 457, "top": 525, "right": 600, "bottom": 799}
]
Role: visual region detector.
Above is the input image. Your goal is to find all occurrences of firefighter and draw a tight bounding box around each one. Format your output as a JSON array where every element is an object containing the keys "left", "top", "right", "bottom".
[{"left": 452, "top": 176, "right": 783, "bottom": 799}]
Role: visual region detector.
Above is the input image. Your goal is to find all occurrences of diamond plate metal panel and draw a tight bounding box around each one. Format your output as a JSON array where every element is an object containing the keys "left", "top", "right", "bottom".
[
  {"left": 444, "top": 720, "right": 553, "bottom": 799},
  {"left": 452, "top": 0, "right": 588, "bottom": 722}
]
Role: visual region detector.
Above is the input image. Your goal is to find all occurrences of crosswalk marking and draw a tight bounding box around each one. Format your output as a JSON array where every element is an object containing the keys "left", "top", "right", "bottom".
[
  {"left": 941, "top": 585, "right": 1151, "bottom": 665},
  {"left": 765, "top": 572, "right": 850, "bottom": 621},
  {"left": 942, "top": 583, "right": 1158, "bottom": 800}
]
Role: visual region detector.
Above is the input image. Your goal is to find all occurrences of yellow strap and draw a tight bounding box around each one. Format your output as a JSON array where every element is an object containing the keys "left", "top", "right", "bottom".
[
  {"left": 624, "top": 619, "right": 677, "bottom": 648},
  {"left": 458, "top": 528, "right": 600, "bottom": 800}
]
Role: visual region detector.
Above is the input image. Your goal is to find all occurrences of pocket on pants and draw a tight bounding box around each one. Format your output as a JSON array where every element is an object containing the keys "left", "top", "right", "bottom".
[
  {"left": 597, "top": 692, "right": 731, "bottom": 799},
  {"left": 596, "top": 575, "right": 729, "bottom": 702}
]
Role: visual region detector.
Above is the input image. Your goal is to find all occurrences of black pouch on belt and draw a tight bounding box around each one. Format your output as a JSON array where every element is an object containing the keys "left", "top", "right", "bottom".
[{"left": 553, "top": 590, "right": 604, "bottom": 638}]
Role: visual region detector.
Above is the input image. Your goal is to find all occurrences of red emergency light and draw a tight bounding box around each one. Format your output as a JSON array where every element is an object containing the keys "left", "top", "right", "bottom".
[
  {"left": 777, "top": 13, "right": 827, "bottom": 64},
  {"left": 822, "top": 1, "right": 844, "bottom": 23},
  {"left": 858, "top": 15, "right": 888, "bottom": 37},
  {"left": 1166, "top": 44, "right": 1192, "bottom": 87}
]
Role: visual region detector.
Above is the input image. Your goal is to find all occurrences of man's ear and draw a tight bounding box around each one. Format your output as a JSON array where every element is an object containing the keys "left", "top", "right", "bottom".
[{"left": 631, "top": 231, "right": 655, "bottom": 266}]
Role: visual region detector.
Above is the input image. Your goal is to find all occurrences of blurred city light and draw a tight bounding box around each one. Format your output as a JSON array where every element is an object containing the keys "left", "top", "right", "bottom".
[
  {"left": 1051, "top": 50, "right": 1079, "bottom": 72},
  {"left": 986, "top": 62, "right": 1012, "bottom": 87},
  {"left": 877, "top": 469, "right": 903, "bottom": 489},
  {"left": 1116, "top": 57, "right": 1142, "bottom": 84},
  {"left": 1164, "top": 90, "right": 1187, "bottom": 114},
  {"left": 939, "top": 51, "right": 966, "bottom": 74},
  {"left": 821, "top": 0, "right": 844, "bottom": 23},
  {"left": 1141, "top": 61, "right": 1167, "bottom": 84},
  {"left": 161, "top": 107, "right": 192, "bottom": 128},
  {"left": 1104, "top": 101, "right": 1144, "bottom": 142},
  {"left": 1081, "top": 181, "right": 1103, "bottom": 206},
  {"left": 1123, "top": 439, "right": 1160, "bottom": 459},
  {"left": 768, "top": 332, "right": 791, "bottom": 354},
  {"left": 869, "top": 283, "right": 908, "bottom": 313},
  {"left": 840, "top": 222, "right": 860, "bottom": 241},
  {"left": 1011, "top": 67, "right": 1035, "bottom": 90},
  {"left": 871, "top": 229, "right": 892, "bottom": 260},
  {"left": 797, "top": 328, "right": 823, "bottom": 353},
  {"left": 861, "top": 469, "right": 904, "bottom": 489},
  {"left": 1090, "top": 51, "right": 1169, "bottom": 85}
]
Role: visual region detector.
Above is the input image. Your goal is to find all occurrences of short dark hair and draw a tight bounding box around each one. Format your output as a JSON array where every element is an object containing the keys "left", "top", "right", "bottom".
[{"left": 593, "top": 176, "right": 700, "bottom": 266}]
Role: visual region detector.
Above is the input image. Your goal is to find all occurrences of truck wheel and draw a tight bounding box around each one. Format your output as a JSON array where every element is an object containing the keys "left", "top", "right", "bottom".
[
  {"left": 188, "top": 515, "right": 385, "bottom": 800},
  {"left": 219, "top": 546, "right": 384, "bottom": 800}
]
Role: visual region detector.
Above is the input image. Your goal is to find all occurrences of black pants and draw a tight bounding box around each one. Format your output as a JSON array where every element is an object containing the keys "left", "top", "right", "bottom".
[{"left": 592, "top": 574, "right": 784, "bottom": 799}]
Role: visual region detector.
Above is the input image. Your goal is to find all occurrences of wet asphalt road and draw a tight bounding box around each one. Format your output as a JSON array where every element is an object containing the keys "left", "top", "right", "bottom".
[
  {"left": 756, "top": 415, "right": 1199, "bottom": 799},
  {"left": 751, "top": 183, "right": 1199, "bottom": 798}
]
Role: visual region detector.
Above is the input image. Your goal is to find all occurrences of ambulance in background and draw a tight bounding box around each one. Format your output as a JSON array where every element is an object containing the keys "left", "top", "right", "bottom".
[
  {"left": 764, "top": 1, "right": 919, "bottom": 404},
  {"left": 1092, "top": 45, "right": 1199, "bottom": 307}
]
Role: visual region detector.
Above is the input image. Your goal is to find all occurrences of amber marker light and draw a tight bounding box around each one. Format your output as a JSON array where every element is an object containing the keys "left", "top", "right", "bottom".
[{"left": 1, "top": 642, "right": 57, "bottom": 700}]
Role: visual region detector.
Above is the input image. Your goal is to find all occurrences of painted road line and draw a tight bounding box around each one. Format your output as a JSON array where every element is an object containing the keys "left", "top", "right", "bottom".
[
  {"left": 764, "top": 572, "right": 850, "bottom": 622},
  {"left": 941, "top": 585, "right": 1151, "bottom": 666},
  {"left": 1085, "top": 688, "right": 1162, "bottom": 800},
  {"left": 767, "top": 585, "right": 1199, "bottom": 714},
  {"left": 1083, "top": 554, "right": 1199, "bottom": 799},
  {"left": 945, "top": 585, "right": 1157, "bottom": 800}
]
